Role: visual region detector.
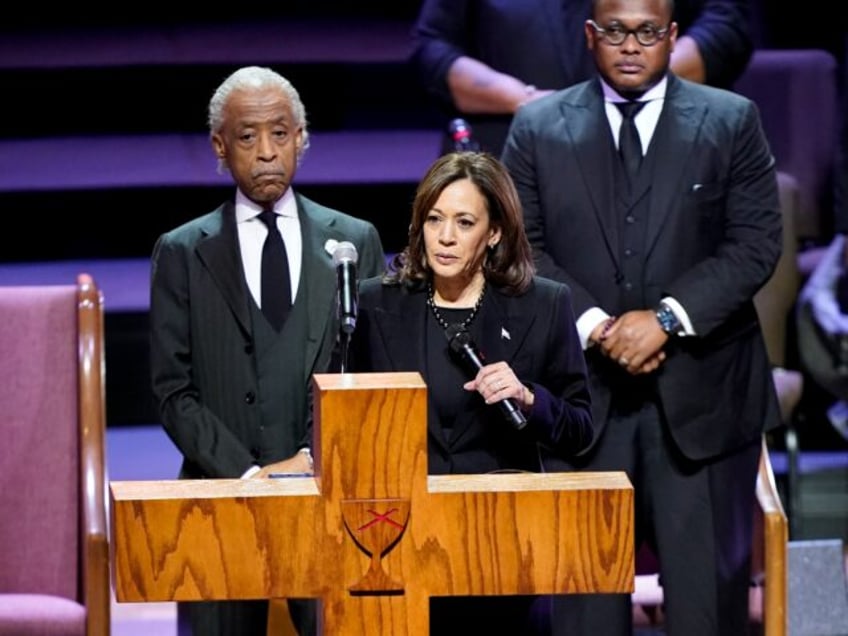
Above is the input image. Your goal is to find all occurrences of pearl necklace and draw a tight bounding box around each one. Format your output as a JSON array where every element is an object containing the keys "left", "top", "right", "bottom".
[{"left": 426, "top": 281, "right": 486, "bottom": 332}]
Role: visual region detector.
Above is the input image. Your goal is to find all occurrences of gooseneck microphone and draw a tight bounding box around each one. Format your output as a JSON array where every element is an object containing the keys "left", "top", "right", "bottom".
[
  {"left": 446, "top": 324, "right": 527, "bottom": 430},
  {"left": 332, "top": 241, "right": 359, "bottom": 335},
  {"left": 448, "top": 118, "right": 480, "bottom": 152}
]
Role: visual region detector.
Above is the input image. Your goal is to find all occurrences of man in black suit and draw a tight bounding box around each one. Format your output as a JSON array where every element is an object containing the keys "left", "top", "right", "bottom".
[
  {"left": 501, "top": 0, "right": 782, "bottom": 633},
  {"left": 149, "top": 66, "right": 385, "bottom": 636},
  {"left": 411, "top": 0, "right": 753, "bottom": 156}
]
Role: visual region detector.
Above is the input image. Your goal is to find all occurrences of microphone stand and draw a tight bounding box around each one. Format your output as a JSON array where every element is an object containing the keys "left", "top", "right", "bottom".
[{"left": 338, "top": 330, "right": 352, "bottom": 374}]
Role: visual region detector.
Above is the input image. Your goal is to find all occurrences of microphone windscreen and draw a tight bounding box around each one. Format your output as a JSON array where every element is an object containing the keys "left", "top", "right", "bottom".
[
  {"left": 446, "top": 324, "right": 470, "bottom": 351},
  {"left": 332, "top": 241, "right": 358, "bottom": 266}
]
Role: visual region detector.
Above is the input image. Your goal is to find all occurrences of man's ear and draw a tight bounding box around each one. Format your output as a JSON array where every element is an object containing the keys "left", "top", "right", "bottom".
[
  {"left": 584, "top": 20, "right": 596, "bottom": 51},
  {"left": 294, "top": 127, "right": 304, "bottom": 157},
  {"left": 211, "top": 133, "right": 226, "bottom": 160}
]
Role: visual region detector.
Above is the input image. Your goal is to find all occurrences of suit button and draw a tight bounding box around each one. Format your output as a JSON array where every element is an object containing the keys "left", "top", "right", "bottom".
[
  {"left": 625, "top": 215, "right": 635, "bottom": 223},
  {"left": 245, "top": 391, "right": 255, "bottom": 404},
  {"left": 250, "top": 448, "right": 260, "bottom": 460},
  {"left": 624, "top": 248, "right": 633, "bottom": 257},
  {"left": 244, "top": 342, "right": 254, "bottom": 354},
  {"left": 624, "top": 282, "right": 633, "bottom": 291}
]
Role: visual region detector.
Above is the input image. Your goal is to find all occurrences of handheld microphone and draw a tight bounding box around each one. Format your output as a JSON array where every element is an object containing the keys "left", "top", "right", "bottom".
[
  {"left": 446, "top": 325, "right": 527, "bottom": 430},
  {"left": 332, "top": 241, "right": 359, "bottom": 335},
  {"left": 448, "top": 118, "right": 480, "bottom": 152}
]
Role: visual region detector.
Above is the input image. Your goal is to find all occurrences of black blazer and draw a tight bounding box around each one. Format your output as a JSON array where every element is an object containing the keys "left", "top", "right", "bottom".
[
  {"left": 502, "top": 74, "right": 782, "bottom": 461},
  {"left": 351, "top": 275, "right": 594, "bottom": 475},
  {"left": 150, "top": 192, "right": 385, "bottom": 478}
]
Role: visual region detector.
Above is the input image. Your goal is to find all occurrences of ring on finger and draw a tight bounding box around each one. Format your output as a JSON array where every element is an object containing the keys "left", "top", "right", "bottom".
[{"left": 619, "top": 356, "right": 629, "bottom": 366}]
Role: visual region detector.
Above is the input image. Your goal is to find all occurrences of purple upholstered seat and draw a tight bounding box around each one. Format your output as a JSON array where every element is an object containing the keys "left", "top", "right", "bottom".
[
  {"left": 0, "top": 595, "right": 86, "bottom": 634},
  {"left": 734, "top": 49, "right": 840, "bottom": 246},
  {"left": 0, "top": 276, "right": 110, "bottom": 635}
]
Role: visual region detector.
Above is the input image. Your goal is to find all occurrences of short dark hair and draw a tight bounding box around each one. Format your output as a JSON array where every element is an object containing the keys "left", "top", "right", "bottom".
[{"left": 591, "top": 0, "right": 675, "bottom": 20}]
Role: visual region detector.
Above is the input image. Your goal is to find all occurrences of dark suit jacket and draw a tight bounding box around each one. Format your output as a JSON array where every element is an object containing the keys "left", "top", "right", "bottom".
[
  {"left": 411, "top": 0, "right": 753, "bottom": 154},
  {"left": 351, "top": 276, "right": 594, "bottom": 475},
  {"left": 150, "top": 192, "right": 385, "bottom": 478},
  {"left": 501, "top": 74, "right": 782, "bottom": 461}
]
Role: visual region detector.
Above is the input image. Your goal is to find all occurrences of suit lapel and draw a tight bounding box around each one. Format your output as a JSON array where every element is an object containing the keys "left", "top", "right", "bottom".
[
  {"left": 195, "top": 202, "right": 252, "bottom": 335},
  {"left": 371, "top": 289, "right": 445, "bottom": 447},
  {"left": 478, "top": 288, "right": 534, "bottom": 365},
  {"left": 645, "top": 77, "right": 703, "bottom": 256},
  {"left": 372, "top": 287, "right": 428, "bottom": 375},
  {"left": 562, "top": 82, "right": 623, "bottom": 273},
  {"left": 297, "top": 195, "right": 340, "bottom": 383}
]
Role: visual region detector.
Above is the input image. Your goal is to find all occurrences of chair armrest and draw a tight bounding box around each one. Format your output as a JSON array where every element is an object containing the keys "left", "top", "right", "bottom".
[
  {"left": 755, "top": 436, "right": 788, "bottom": 636},
  {"left": 77, "top": 273, "right": 111, "bottom": 636}
]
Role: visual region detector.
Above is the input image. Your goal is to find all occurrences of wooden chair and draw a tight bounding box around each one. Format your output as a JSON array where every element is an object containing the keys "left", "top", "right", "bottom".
[
  {"left": 0, "top": 273, "right": 110, "bottom": 635},
  {"left": 632, "top": 437, "right": 788, "bottom": 635},
  {"left": 751, "top": 437, "right": 789, "bottom": 634}
]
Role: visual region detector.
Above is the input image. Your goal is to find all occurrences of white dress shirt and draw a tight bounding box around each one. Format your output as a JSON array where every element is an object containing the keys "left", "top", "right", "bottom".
[{"left": 235, "top": 187, "right": 302, "bottom": 310}]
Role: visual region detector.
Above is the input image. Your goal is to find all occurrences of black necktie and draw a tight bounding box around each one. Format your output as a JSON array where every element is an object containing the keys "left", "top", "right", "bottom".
[
  {"left": 258, "top": 210, "right": 291, "bottom": 331},
  {"left": 616, "top": 101, "right": 646, "bottom": 183}
]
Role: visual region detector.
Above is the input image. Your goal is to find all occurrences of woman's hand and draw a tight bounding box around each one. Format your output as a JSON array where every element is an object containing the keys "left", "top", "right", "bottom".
[{"left": 463, "top": 360, "right": 534, "bottom": 411}]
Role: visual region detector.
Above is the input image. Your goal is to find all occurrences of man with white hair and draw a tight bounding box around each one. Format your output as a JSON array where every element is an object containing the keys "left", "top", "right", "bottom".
[{"left": 149, "top": 66, "right": 385, "bottom": 635}]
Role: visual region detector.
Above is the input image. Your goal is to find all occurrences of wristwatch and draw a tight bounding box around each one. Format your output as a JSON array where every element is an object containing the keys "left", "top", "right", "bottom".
[{"left": 655, "top": 302, "right": 681, "bottom": 335}]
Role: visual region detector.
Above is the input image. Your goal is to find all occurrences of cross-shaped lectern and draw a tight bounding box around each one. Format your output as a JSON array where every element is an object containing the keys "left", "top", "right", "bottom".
[{"left": 110, "top": 372, "right": 634, "bottom": 634}]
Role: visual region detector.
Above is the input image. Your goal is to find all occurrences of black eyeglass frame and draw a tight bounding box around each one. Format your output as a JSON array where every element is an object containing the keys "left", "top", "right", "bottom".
[{"left": 588, "top": 19, "right": 670, "bottom": 46}]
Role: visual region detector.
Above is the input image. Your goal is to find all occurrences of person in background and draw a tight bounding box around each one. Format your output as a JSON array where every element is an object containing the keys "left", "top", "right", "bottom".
[
  {"left": 149, "top": 65, "right": 385, "bottom": 636},
  {"left": 349, "top": 151, "right": 595, "bottom": 635},
  {"left": 796, "top": 107, "right": 848, "bottom": 441},
  {"left": 411, "top": 0, "right": 753, "bottom": 155},
  {"left": 500, "top": 0, "right": 782, "bottom": 633}
]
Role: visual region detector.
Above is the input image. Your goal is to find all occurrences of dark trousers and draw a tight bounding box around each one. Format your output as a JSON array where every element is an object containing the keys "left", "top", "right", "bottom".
[
  {"left": 179, "top": 598, "right": 316, "bottom": 636},
  {"left": 430, "top": 595, "right": 550, "bottom": 635},
  {"left": 552, "top": 399, "right": 760, "bottom": 636}
]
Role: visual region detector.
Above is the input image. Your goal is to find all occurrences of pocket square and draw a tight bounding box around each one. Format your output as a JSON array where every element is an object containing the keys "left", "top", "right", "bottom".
[{"left": 501, "top": 327, "right": 511, "bottom": 340}]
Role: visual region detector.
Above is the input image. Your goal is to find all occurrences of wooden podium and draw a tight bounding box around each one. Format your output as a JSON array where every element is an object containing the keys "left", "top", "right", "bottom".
[{"left": 111, "top": 372, "right": 634, "bottom": 634}]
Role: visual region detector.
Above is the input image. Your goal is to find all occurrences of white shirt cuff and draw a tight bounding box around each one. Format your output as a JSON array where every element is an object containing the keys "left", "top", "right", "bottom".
[
  {"left": 577, "top": 307, "right": 612, "bottom": 350},
  {"left": 241, "top": 465, "right": 261, "bottom": 479}
]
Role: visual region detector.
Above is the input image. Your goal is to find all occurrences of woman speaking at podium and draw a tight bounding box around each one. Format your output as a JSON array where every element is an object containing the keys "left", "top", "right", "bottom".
[{"left": 346, "top": 151, "right": 595, "bottom": 635}]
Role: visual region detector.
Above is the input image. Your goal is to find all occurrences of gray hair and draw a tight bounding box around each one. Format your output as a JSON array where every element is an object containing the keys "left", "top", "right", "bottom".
[{"left": 208, "top": 66, "right": 311, "bottom": 170}]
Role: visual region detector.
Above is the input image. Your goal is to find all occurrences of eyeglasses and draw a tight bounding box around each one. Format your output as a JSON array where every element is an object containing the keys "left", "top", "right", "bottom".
[{"left": 588, "top": 20, "right": 670, "bottom": 46}]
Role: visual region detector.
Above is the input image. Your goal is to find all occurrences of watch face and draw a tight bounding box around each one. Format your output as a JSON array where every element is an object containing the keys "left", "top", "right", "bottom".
[
  {"left": 657, "top": 307, "right": 671, "bottom": 333},
  {"left": 657, "top": 306, "right": 678, "bottom": 333}
]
